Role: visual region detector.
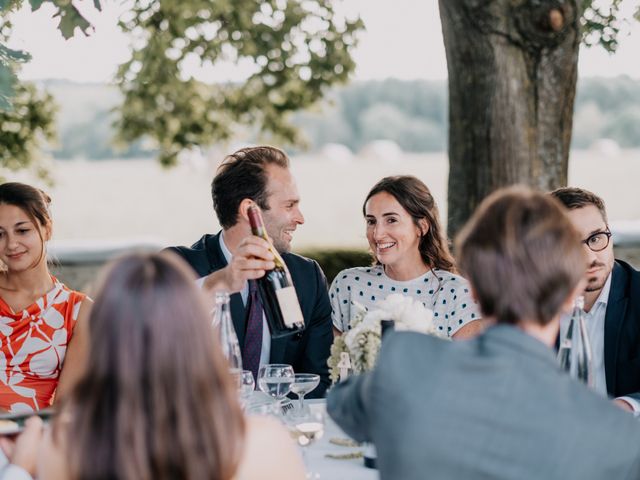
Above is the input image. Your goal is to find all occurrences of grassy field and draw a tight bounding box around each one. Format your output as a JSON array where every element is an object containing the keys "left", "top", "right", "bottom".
[{"left": 15, "top": 149, "right": 640, "bottom": 250}]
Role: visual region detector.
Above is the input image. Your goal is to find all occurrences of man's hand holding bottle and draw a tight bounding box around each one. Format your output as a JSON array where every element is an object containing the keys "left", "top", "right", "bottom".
[{"left": 203, "top": 236, "right": 275, "bottom": 295}]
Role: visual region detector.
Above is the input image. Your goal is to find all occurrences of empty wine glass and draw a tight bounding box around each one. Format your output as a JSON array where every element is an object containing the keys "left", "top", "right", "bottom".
[
  {"left": 257, "top": 364, "right": 294, "bottom": 412},
  {"left": 232, "top": 369, "right": 255, "bottom": 408},
  {"left": 285, "top": 407, "right": 325, "bottom": 479},
  {"left": 290, "top": 373, "right": 320, "bottom": 415}
]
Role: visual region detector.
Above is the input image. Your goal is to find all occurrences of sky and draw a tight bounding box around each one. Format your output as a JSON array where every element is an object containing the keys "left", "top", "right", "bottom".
[{"left": 8, "top": 0, "right": 640, "bottom": 83}]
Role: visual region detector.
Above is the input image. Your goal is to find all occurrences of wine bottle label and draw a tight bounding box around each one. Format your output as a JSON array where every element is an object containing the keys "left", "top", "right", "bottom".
[{"left": 275, "top": 286, "right": 304, "bottom": 328}]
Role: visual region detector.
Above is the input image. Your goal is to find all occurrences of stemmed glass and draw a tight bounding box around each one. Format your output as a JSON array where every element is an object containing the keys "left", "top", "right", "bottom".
[
  {"left": 257, "top": 364, "right": 294, "bottom": 413},
  {"left": 290, "top": 373, "right": 320, "bottom": 415},
  {"left": 232, "top": 369, "right": 255, "bottom": 408},
  {"left": 285, "top": 407, "right": 325, "bottom": 479}
]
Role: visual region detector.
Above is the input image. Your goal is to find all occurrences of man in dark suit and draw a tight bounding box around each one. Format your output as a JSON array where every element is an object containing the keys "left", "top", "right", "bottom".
[
  {"left": 552, "top": 187, "right": 640, "bottom": 409},
  {"left": 328, "top": 187, "right": 640, "bottom": 480},
  {"left": 167, "top": 146, "right": 332, "bottom": 397}
]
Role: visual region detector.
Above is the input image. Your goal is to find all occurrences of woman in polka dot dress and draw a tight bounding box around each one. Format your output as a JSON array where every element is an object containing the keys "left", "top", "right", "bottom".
[
  {"left": 330, "top": 176, "right": 483, "bottom": 339},
  {"left": 0, "top": 183, "right": 91, "bottom": 413}
]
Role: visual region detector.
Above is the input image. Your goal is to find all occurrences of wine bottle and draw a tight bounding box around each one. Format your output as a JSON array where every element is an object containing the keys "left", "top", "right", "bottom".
[{"left": 247, "top": 205, "right": 305, "bottom": 338}]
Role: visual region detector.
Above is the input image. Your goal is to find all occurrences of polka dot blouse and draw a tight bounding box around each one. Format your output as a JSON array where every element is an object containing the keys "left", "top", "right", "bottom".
[{"left": 329, "top": 265, "right": 481, "bottom": 337}]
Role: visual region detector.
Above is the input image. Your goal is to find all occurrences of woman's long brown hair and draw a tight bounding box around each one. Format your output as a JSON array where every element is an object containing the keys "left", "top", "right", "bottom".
[{"left": 64, "top": 252, "right": 245, "bottom": 480}]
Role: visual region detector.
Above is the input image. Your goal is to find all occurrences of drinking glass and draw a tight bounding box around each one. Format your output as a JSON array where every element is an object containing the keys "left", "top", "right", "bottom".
[
  {"left": 286, "top": 408, "right": 325, "bottom": 479},
  {"left": 233, "top": 369, "right": 255, "bottom": 407},
  {"left": 290, "top": 373, "right": 320, "bottom": 415},
  {"left": 257, "top": 364, "right": 294, "bottom": 412}
]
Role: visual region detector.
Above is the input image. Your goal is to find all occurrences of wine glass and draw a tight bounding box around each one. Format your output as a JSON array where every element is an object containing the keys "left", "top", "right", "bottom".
[
  {"left": 290, "top": 373, "right": 320, "bottom": 415},
  {"left": 232, "top": 369, "right": 255, "bottom": 408},
  {"left": 257, "top": 364, "right": 294, "bottom": 412},
  {"left": 286, "top": 408, "right": 325, "bottom": 479}
]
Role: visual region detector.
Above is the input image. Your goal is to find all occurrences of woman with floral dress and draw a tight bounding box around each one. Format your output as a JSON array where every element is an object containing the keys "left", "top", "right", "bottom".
[{"left": 0, "top": 182, "right": 90, "bottom": 412}]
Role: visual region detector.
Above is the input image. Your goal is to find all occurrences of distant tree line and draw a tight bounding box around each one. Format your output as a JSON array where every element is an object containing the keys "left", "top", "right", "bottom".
[{"left": 44, "top": 76, "right": 640, "bottom": 160}]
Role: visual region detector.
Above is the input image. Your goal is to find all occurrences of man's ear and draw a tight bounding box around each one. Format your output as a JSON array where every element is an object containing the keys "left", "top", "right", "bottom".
[{"left": 237, "top": 198, "right": 255, "bottom": 223}]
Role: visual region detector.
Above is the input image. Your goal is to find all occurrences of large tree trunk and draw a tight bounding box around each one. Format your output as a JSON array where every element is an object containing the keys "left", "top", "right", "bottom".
[{"left": 440, "top": 0, "right": 581, "bottom": 237}]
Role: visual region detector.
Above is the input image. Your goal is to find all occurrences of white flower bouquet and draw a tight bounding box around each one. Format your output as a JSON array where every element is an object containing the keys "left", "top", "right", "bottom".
[{"left": 328, "top": 293, "right": 444, "bottom": 383}]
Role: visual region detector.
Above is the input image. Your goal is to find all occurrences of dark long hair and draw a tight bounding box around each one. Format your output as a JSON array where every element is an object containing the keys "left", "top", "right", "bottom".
[
  {"left": 65, "top": 253, "right": 245, "bottom": 480},
  {"left": 0, "top": 182, "right": 52, "bottom": 269},
  {"left": 363, "top": 176, "right": 456, "bottom": 272}
]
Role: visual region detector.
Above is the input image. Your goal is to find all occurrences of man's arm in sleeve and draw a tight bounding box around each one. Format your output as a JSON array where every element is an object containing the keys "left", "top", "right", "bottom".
[{"left": 326, "top": 373, "right": 374, "bottom": 443}]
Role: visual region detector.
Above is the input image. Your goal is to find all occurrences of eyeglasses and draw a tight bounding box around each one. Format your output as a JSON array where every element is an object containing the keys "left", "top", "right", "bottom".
[{"left": 582, "top": 229, "right": 612, "bottom": 252}]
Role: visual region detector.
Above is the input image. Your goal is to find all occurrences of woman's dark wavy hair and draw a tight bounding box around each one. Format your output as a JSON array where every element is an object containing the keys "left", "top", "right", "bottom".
[
  {"left": 64, "top": 252, "right": 245, "bottom": 480},
  {"left": 363, "top": 176, "right": 456, "bottom": 272}
]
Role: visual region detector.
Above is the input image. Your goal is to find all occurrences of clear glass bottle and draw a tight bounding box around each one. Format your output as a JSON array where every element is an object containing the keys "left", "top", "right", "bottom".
[
  {"left": 558, "top": 296, "right": 593, "bottom": 387},
  {"left": 213, "top": 291, "right": 243, "bottom": 372}
]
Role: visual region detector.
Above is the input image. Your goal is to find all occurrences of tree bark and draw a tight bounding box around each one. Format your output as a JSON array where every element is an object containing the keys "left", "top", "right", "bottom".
[{"left": 440, "top": 0, "right": 580, "bottom": 237}]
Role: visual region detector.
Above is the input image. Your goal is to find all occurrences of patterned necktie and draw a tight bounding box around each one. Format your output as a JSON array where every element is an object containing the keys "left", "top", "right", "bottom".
[{"left": 243, "top": 280, "right": 263, "bottom": 383}]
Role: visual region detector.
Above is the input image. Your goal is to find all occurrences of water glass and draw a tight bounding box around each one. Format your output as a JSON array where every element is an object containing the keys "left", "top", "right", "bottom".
[{"left": 257, "top": 364, "right": 294, "bottom": 410}]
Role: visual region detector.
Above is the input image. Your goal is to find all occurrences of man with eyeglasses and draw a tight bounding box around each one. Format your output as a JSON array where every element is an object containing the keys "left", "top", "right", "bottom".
[{"left": 551, "top": 187, "right": 640, "bottom": 413}]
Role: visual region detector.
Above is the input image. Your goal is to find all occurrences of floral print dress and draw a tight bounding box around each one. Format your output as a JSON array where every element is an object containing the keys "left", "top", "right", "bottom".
[{"left": 0, "top": 277, "right": 85, "bottom": 413}]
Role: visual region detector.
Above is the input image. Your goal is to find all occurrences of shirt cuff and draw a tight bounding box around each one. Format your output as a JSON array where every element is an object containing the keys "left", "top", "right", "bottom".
[
  {"left": 0, "top": 464, "right": 34, "bottom": 480},
  {"left": 617, "top": 396, "right": 640, "bottom": 417}
]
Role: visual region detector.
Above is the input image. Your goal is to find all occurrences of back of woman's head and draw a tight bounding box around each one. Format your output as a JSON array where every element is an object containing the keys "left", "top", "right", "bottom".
[
  {"left": 363, "top": 175, "right": 456, "bottom": 272},
  {"left": 68, "top": 252, "right": 245, "bottom": 480}
]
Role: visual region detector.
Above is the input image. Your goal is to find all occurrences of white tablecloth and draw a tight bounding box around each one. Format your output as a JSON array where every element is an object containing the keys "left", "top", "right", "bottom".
[{"left": 246, "top": 393, "right": 377, "bottom": 479}]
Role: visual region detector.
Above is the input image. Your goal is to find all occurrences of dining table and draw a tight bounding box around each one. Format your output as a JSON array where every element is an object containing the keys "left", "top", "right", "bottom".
[{"left": 246, "top": 392, "right": 378, "bottom": 480}]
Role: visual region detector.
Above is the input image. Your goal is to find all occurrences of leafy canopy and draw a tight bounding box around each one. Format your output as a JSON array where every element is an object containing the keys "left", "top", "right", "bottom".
[
  {"left": 0, "top": 0, "right": 100, "bottom": 179},
  {"left": 0, "top": 0, "right": 638, "bottom": 176},
  {"left": 114, "top": 0, "right": 363, "bottom": 166}
]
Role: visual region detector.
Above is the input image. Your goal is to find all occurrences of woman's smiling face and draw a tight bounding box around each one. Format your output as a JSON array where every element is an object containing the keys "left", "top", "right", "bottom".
[
  {"left": 0, "top": 203, "right": 48, "bottom": 272},
  {"left": 364, "top": 191, "right": 425, "bottom": 269}
]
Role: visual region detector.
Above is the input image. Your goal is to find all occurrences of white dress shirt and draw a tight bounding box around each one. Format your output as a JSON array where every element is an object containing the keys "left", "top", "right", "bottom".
[
  {"left": 560, "top": 274, "right": 611, "bottom": 396},
  {"left": 559, "top": 273, "right": 640, "bottom": 414},
  {"left": 217, "top": 233, "right": 271, "bottom": 367}
]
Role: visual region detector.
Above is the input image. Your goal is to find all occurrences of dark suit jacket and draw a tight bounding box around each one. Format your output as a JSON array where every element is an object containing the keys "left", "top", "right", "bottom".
[
  {"left": 604, "top": 259, "right": 640, "bottom": 399},
  {"left": 167, "top": 232, "right": 333, "bottom": 397},
  {"left": 328, "top": 326, "right": 640, "bottom": 480}
]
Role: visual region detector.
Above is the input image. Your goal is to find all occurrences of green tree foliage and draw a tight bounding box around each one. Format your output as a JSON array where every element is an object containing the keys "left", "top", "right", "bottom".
[
  {"left": 115, "top": 0, "right": 363, "bottom": 166},
  {"left": 0, "top": 81, "right": 56, "bottom": 181},
  {"left": 0, "top": 0, "right": 101, "bottom": 178}
]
